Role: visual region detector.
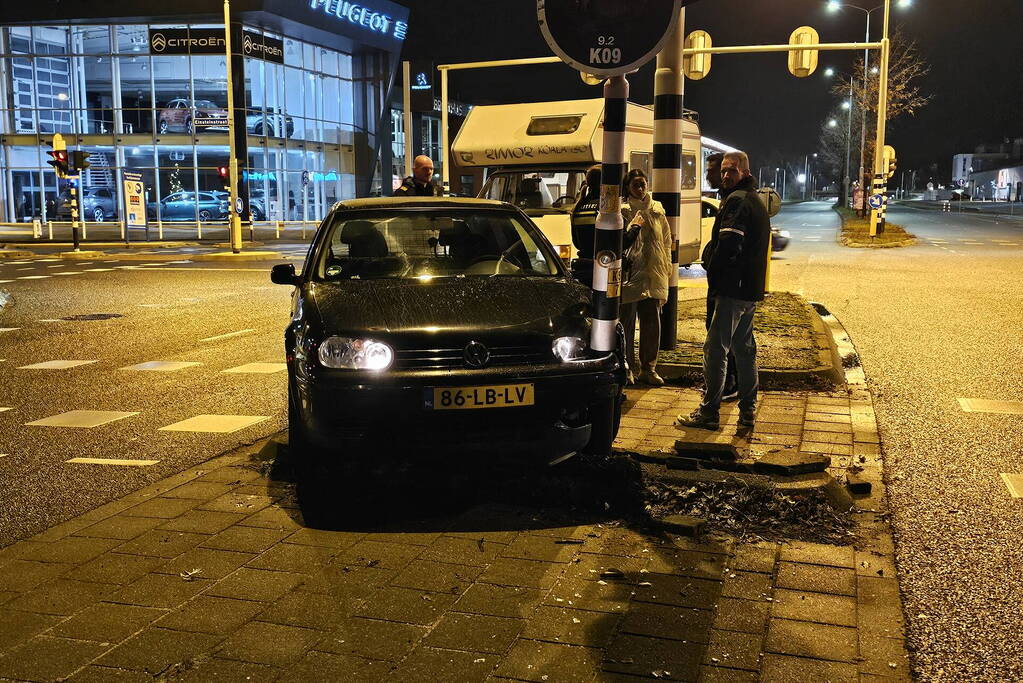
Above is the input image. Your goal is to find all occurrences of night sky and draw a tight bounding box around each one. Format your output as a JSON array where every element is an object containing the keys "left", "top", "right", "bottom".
[{"left": 394, "top": 0, "right": 1023, "bottom": 182}]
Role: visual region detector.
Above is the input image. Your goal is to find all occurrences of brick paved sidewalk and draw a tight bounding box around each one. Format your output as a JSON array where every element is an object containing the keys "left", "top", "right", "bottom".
[{"left": 0, "top": 386, "right": 910, "bottom": 682}]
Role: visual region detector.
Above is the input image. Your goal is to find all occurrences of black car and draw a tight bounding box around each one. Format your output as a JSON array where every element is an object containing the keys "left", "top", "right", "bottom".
[{"left": 271, "top": 197, "right": 626, "bottom": 479}]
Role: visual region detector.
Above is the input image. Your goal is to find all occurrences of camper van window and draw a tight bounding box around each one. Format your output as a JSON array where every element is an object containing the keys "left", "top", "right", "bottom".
[
  {"left": 527, "top": 115, "right": 583, "bottom": 136},
  {"left": 482, "top": 170, "right": 586, "bottom": 212},
  {"left": 681, "top": 153, "right": 698, "bottom": 190}
]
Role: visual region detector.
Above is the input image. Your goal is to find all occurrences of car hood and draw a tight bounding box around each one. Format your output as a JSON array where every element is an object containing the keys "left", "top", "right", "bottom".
[{"left": 306, "top": 276, "right": 590, "bottom": 337}]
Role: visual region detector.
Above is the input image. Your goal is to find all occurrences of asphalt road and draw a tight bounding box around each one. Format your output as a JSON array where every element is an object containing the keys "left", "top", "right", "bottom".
[
  {"left": 0, "top": 252, "right": 303, "bottom": 546},
  {"left": 773, "top": 200, "right": 1023, "bottom": 682}
]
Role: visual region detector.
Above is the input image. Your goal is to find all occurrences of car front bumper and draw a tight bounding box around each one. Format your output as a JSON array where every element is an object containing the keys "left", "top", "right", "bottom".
[{"left": 292, "top": 361, "right": 624, "bottom": 461}]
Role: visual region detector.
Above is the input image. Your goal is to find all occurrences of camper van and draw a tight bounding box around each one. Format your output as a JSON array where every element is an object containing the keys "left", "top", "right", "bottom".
[{"left": 451, "top": 98, "right": 703, "bottom": 265}]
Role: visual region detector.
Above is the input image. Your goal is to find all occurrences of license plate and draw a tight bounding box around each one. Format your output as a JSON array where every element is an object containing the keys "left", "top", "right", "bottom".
[{"left": 426, "top": 384, "right": 534, "bottom": 410}]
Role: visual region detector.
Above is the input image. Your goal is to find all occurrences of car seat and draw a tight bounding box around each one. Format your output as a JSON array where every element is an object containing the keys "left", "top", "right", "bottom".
[
  {"left": 516, "top": 177, "right": 544, "bottom": 210},
  {"left": 339, "top": 220, "right": 389, "bottom": 257}
]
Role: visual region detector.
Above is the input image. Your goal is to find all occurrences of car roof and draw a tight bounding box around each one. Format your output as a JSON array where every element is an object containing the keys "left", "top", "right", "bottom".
[{"left": 332, "top": 197, "right": 513, "bottom": 212}]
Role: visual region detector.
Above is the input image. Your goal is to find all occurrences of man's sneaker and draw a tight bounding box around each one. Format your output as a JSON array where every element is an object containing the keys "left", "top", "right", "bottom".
[
  {"left": 677, "top": 409, "right": 720, "bottom": 430},
  {"left": 738, "top": 409, "right": 756, "bottom": 427},
  {"left": 721, "top": 389, "right": 739, "bottom": 402}
]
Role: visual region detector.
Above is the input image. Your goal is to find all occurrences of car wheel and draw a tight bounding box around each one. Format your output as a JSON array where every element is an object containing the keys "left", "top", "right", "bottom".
[
  {"left": 583, "top": 391, "right": 624, "bottom": 456},
  {"left": 185, "top": 118, "right": 193, "bottom": 135},
  {"left": 93, "top": 207, "right": 105, "bottom": 222},
  {"left": 253, "top": 123, "right": 264, "bottom": 136},
  {"left": 198, "top": 209, "right": 212, "bottom": 222},
  {"left": 158, "top": 119, "right": 169, "bottom": 134}
]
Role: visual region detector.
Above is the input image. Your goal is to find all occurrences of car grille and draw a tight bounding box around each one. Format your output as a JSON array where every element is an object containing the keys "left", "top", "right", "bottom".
[{"left": 396, "top": 345, "right": 552, "bottom": 370}]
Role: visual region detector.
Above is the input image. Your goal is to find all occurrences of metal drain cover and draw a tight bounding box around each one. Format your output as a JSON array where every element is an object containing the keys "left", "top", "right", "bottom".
[{"left": 61, "top": 313, "right": 124, "bottom": 321}]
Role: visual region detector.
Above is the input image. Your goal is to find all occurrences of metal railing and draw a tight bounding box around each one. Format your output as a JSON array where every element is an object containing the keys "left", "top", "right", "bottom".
[{"left": 0, "top": 219, "right": 321, "bottom": 243}]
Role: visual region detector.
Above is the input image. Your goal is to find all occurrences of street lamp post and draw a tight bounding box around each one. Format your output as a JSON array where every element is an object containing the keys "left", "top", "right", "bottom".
[{"left": 827, "top": 0, "right": 912, "bottom": 220}]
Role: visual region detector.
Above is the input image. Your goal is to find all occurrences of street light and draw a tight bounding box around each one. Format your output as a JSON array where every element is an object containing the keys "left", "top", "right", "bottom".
[
  {"left": 826, "top": 0, "right": 913, "bottom": 219},
  {"left": 828, "top": 119, "right": 838, "bottom": 127},
  {"left": 841, "top": 99, "right": 851, "bottom": 110},
  {"left": 824, "top": 66, "right": 835, "bottom": 77}
]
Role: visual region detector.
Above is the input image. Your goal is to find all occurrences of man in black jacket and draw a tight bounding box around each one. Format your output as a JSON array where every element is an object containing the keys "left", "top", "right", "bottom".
[
  {"left": 680, "top": 151, "right": 770, "bottom": 430},
  {"left": 394, "top": 155, "right": 442, "bottom": 197}
]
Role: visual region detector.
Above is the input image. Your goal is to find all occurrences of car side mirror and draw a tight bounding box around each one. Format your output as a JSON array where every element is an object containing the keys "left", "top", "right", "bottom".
[{"left": 270, "top": 263, "right": 298, "bottom": 286}]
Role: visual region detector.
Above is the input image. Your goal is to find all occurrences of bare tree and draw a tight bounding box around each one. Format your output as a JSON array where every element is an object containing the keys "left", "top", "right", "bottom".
[{"left": 823, "top": 28, "right": 931, "bottom": 205}]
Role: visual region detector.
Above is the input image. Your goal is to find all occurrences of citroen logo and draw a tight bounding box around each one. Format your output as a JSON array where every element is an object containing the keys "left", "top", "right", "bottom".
[
  {"left": 151, "top": 33, "right": 167, "bottom": 52},
  {"left": 243, "top": 35, "right": 253, "bottom": 54},
  {"left": 463, "top": 341, "right": 490, "bottom": 369}
]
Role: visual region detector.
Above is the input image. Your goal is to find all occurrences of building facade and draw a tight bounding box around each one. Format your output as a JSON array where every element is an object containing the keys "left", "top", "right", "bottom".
[{"left": 0, "top": 0, "right": 408, "bottom": 226}]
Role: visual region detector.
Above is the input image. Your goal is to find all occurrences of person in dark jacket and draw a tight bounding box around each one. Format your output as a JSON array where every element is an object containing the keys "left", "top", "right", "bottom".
[
  {"left": 703, "top": 152, "right": 738, "bottom": 402},
  {"left": 569, "top": 164, "right": 601, "bottom": 286},
  {"left": 394, "top": 155, "right": 442, "bottom": 196},
  {"left": 680, "top": 150, "right": 770, "bottom": 430}
]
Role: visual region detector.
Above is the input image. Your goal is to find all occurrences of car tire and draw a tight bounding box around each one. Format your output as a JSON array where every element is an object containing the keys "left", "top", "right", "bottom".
[
  {"left": 93, "top": 207, "right": 105, "bottom": 222},
  {"left": 158, "top": 119, "right": 169, "bottom": 134},
  {"left": 583, "top": 390, "right": 624, "bottom": 456},
  {"left": 185, "top": 118, "right": 193, "bottom": 136},
  {"left": 253, "top": 123, "right": 265, "bottom": 136},
  {"left": 198, "top": 209, "right": 212, "bottom": 222}
]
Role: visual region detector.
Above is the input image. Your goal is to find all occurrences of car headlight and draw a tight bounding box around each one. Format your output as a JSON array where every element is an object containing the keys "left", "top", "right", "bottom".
[
  {"left": 318, "top": 336, "right": 394, "bottom": 370},
  {"left": 552, "top": 335, "right": 587, "bottom": 362}
]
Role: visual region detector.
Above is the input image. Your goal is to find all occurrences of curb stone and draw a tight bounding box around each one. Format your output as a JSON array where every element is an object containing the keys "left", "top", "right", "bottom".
[{"left": 658, "top": 293, "right": 845, "bottom": 388}]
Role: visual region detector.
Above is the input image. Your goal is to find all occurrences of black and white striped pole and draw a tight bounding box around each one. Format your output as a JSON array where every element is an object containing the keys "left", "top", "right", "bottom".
[
  {"left": 590, "top": 76, "right": 629, "bottom": 352},
  {"left": 537, "top": 0, "right": 684, "bottom": 350},
  {"left": 653, "top": 9, "right": 686, "bottom": 350}
]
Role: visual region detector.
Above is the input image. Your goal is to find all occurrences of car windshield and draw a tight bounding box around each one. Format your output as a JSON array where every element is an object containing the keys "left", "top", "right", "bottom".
[
  {"left": 481, "top": 171, "right": 587, "bottom": 212},
  {"left": 316, "top": 209, "right": 562, "bottom": 281},
  {"left": 194, "top": 100, "right": 220, "bottom": 109}
]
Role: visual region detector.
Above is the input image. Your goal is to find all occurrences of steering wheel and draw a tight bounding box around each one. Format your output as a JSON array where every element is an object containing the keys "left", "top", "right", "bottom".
[{"left": 551, "top": 195, "right": 575, "bottom": 209}]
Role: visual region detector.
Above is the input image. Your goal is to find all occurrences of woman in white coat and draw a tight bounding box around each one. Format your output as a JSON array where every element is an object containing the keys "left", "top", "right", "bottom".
[{"left": 620, "top": 169, "right": 673, "bottom": 386}]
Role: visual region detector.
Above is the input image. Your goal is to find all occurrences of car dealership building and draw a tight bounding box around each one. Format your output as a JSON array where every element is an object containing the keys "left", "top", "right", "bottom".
[{"left": 0, "top": 0, "right": 408, "bottom": 226}]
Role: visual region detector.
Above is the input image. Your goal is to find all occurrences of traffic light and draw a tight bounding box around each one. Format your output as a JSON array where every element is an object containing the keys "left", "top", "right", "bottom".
[
  {"left": 217, "top": 165, "right": 229, "bottom": 191},
  {"left": 683, "top": 30, "right": 712, "bottom": 80},
  {"left": 884, "top": 145, "right": 897, "bottom": 179},
  {"left": 70, "top": 150, "right": 91, "bottom": 174},
  {"left": 47, "top": 149, "right": 70, "bottom": 177},
  {"left": 787, "top": 26, "right": 820, "bottom": 78}
]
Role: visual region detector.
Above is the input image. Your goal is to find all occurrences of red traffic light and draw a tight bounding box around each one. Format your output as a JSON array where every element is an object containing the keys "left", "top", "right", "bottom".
[
  {"left": 217, "top": 165, "right": 229, "bottom": 179},
  {"left": 46, "top": 150, "right": 70, "bottom": 177}
]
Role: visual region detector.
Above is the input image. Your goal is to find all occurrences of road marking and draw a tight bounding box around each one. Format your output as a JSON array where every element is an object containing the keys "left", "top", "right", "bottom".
[
  {"left": 2, "top": 260, "right": 29, "bottom": 264},
  {"left": 52, "top": 272, "right": 83, "bottom": 276},
  {"left": 149, "top": 267, "right": 270, "bottom": 272},
  {"left": 121, "top": 361, "right": 202, "bottom": 372},
  {"left": 16, "top": 267, "right": 33, "bottom": 271},
  {"left": 83, "top": 268, "right": 115, "bottom": 272},
  {"left": 35, "top": 258, "right": 59, "bottom": 262},
  {"left": 957, "top": 398, "right": 1023, "bottom": 415},
  {"left": 17, "top": 360, "right": 97, "bottom": 370},
  {"left": 199, "top": 329, "right": 255, "bottom": 343},
  {"left": 0, "top": 328, "right": 20, "bottom": 333},
  {"left": 0, "top": 407, "right": 11, "bottom": 412},
  {"left": 67, "top": 457, "right": 159, "bottom": 466},
  {"left": 47, "top": 265, "right": 64, "bottom": 269},
  {"left": 223, "top": 362, "right": 287, "bottom": 374},
  {"left": 159, "top": 414, "right": 268, "bottom": 433},
  {"left": 0, "top": 280, "right": 12, "bottom": 283},
  {"left": 17, "top": 275, "right": 50, "bottom": 280},
  {"left": 1001, "top": 473, "right": 1023, "bottom": 498},
  {"left": 27, "top": 410, "right": 139, "bottom": 428}
]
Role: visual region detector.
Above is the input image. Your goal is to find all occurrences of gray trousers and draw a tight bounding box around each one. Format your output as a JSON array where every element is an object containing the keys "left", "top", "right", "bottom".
[{"left": 700, "top": 294, "right": 759, "bottom": 415}]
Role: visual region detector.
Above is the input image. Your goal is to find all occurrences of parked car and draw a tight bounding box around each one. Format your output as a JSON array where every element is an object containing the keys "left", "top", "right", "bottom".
[
  {"left": 271, "top": 197, "right": 626, "bottom": 483},
  {"left": 158, "top": 98, "right": 228, "bottom": 135},
  {"left": 701, "top": 197, "right": 790, "bottom": 254},
  {"left": 54, "top": 186, "right": 118, "bottom": 222},
  {"left": 80, "top": 187, "right": 117, "bottom": 222},
  {"left": 246, "top": 112, "right": 295, "bottom": 138},
  {"left": 147, "top": 191, "right": 230, "bottom": 221}
]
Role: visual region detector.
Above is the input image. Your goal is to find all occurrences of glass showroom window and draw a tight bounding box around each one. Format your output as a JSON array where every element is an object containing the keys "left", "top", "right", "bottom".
[{"left": 118, "top": 54, "right": 153, "bottom": 134}]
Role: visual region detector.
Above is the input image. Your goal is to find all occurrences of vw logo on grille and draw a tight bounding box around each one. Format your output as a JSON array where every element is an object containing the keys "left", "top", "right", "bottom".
[
  {"left": 151, "top": 33, "right": 167, "bottom": 52},
  {"left": 463, "top": 341, "right": 490, "bottom": 369}
]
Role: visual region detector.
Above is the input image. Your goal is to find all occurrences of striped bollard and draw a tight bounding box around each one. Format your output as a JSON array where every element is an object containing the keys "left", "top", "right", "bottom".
[
  {"left": 590, "top": 75, "right": 629, "bottom": 353},
  {"left": 652, "top": 14, "right": 684, "bottom": 350}
]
